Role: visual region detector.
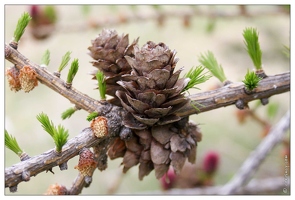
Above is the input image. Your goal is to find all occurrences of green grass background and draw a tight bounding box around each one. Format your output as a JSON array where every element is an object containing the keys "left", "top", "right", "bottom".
[{"left": 4, "top": 5, "right": 290, "bottom": 195}]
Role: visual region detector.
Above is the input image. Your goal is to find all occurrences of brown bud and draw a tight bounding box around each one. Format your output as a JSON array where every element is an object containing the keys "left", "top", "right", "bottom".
[
  {"left": 19, "top": 65, "right": 38, "bottom": 92},
  {"left": 235, "top": 109, "right": 249, "bottom": 124},
  {"left": 74, "top": 148, "right": 97, "bottom": 177},
  {"left": 44, "top": 183, "right": 68, "bottom": 195},
  {"left": 90, "top": 116, "right": 108, "bottom": 138},
  {"left": 6, "top": 66, "right": 21, "bottom": 92}
]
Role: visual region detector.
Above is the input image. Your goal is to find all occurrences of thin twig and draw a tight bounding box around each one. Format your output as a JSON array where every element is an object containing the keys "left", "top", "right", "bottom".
[
  {"left": 68, "top": 172, "right": 92, "bottom": 195},
  {"left": 218, "top": 110, "right": 290, "bottom": 195}
]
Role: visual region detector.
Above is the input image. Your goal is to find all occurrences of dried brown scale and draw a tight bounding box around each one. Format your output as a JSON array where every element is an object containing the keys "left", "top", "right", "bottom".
[
  {"left": 18, "top": 65, "right": 38, "bottom": 92},
  {"left": 74, "top": 148, "right": 97, "bottom": 177},
  {"left": 6, "top": 66, "right": 21, "bottom": 92}
]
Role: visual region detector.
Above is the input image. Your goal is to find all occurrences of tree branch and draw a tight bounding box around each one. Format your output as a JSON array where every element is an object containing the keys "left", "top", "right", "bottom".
[
  {"left": 5, "top": 44, "right": 102, "bottom": 114},
  {"left": 5, "top": 43, "right": 290, "bottom": 119},
  {"left": 4, "top": 42, "right": 290, "bottom": 193},
  {"left": 5, "top": 127, "right": 111, "bottom": 190},
  {"left": 218, "top": 110, "right": 290, "bottom": 194},
  {"left": 177, "top": 71, "right": 290, "bottom": 117}
]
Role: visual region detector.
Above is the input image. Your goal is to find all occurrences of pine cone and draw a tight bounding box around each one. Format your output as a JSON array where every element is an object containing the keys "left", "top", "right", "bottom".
[
  {"left": 112, "top": 41, "right": 202, "bottom": 180},
  {"left": 89, "top": 31, "right": 203, "bottom": 180},
  {"left": 88, "top": 29, "right": 138, "bottom": 105}
]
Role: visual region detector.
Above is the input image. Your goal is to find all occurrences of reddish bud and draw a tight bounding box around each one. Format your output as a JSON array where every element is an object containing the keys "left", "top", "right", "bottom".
[
  {"left": 74, "top": 148, "right": 97, "bottom": 177},
  {"left": 28, "top": 5, "right": 57, "bottom": 39},
  {"left": 203, "top": 151, "right": 220, "bottom": 175},
  {"left": 160, "top": 168, "right": 176, "bottom": 190},
  {"left": 29, "top": 5, "right": 39, "bottom": 19}
]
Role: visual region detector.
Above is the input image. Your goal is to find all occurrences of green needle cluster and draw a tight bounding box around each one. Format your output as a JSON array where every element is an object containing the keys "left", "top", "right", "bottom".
[
  {"left": 86, "top": 112, "right": 99, "bottom": 122},
  {"left": 58, "top": 51, "right": 71, "bottom": 73},
  {"left": 61, "top": 107, "right": 77, "bottom": 120},
  {"left": 36, "top": 112, "right": 69, "bottom": 152},
  {"left": 53, "top": 125, "right": 69, "bottom": 152},
  {"left": 183, "top": 66, "right": 212, "bottom": 92},
  {"left": 41, "top": 49, "right": 51, "bottom": 66},
  {"left": 67, "top": 59, "right": 79, "bottom": 84},
  {"left": 199, "top": 51, "right": 227, "bottom": 83},
  {"left": 5, "top": 130, "right": 23, "bottom": 156},
  {"left": 96, "top": 70, "right": 107, "bottom": 100},
  {"left": 13, "top": 12, "right": 32, "bottom": 43},
  {"left": 243, "top": 27, "right": 262, "bottom": 70},
  {"left": 242, "top": 69, "right": 262, "bottom": 91}
]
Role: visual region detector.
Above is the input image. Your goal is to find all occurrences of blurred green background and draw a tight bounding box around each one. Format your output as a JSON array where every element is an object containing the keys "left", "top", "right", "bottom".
[{"left": 4, "top": 5, "right": 290, "bottom": 195}]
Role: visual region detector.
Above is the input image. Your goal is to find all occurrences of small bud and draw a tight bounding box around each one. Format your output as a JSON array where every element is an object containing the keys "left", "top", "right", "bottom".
[
  {"left": 90, "top": 116, "right": 108, "bottom": 138},
  {"left": 59, "top": 162, "right": 68, "bottom": 171},
  {"left": 203, "top": 151, "right": 220, "bottom": 175},
  {"left": 44, "top": 183, "right": 68, "bottom": 195},
  {"left": 6, "top": 66, "right": 21, "bottom": 92},
  {"left": 160, "top": 168, "right": 176, "bottom": 190},
  {"left": 260, "top": 98, "right": 269, "bottom": 105},
  {"left": 74, "top": 148, "right": 97, "bottom": 177},
  {"left": 235, "top": 99, "right": 246, "bottom": 110},
  {"left": 19, "top": 65, "right": 38, "bottom": 92},
  {"left": 235, "top": 109, "right": 248, "bottom": 124},
  {"left": 29, "top": 5, "right": 57, "bottom": 40},
  {"left": 21, "top": 170, "right": 30, "bottom": 182}
]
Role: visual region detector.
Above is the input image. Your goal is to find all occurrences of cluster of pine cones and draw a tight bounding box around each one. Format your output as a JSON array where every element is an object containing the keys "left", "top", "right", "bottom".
[{"left": 88, "top": 29, "right": 202, "bottom": 180}]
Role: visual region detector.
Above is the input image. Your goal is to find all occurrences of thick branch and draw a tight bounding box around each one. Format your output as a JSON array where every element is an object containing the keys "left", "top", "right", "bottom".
[{"left": 5, "top": 43, "right": 290, "bottom": 119}]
